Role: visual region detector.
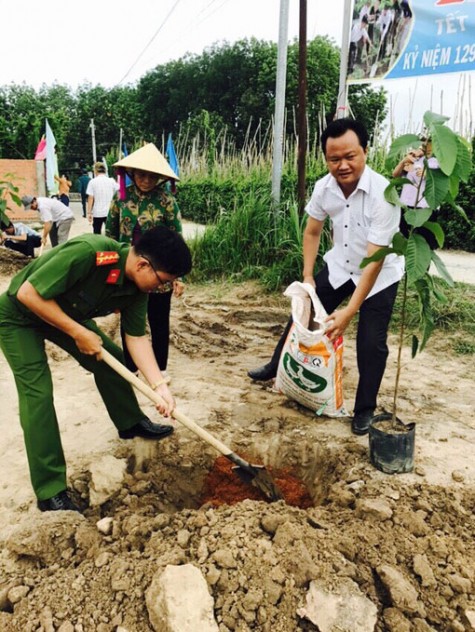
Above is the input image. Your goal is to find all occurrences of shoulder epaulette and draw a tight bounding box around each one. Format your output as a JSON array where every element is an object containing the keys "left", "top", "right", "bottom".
[{"left": 96, "top": 251, "right": 120, "bottom": 266}]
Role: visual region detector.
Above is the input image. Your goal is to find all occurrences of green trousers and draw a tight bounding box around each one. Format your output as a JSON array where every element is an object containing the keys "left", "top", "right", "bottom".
[{"left": 0, "top": 294, "right": 146, "bottom": 500}]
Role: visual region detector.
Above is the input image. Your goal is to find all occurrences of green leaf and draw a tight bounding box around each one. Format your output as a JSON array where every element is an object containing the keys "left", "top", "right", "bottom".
[
  {"left": 455, "top": 136, "right": 473, "bottom": 183},
  {"left": 405, "top": 234, "right": 432, "bottom": 285},
  {"left": 424, "top": 168, "right": 449, "bottom": 208},
  {"left": 428, "top": 275, "right": 448, "bottom": 302},
  {"left": 10, "top": 193, "right": 21, "bottom": 207},
  {"left": 431, "top": 250, "right": 454, "bottom": 286},
  {"left": 360, "top": 247, "right": 395, "bottom": 268},
  {"left": 385, "top": 134, "right": 420, "bottom": 168},
  {"left": 422, "top": 221, "right": 444, "bottom": 248},
  {"left": 414, "top": 276, "right": 435, "bottom": 351},
  {"left": 448, "top": 172, "right": 460, "bottom": 199},
  {"left": 392, "top": 231, "right": 407, "bottom": 255},
  {"left": 404, "top": 208, "right": 432, "bottom": 228},
  {"left": 431, "top": 124, "right": 458, "bottom": 175},
  {"left": 384, "top": 178, "right": 410, "bottom": 205},
  {"left": 411, "top": 335, "right": 419, "bottom": 359},
  {"left": 423, "top": 110, "right": 450, "bottom": 127}
]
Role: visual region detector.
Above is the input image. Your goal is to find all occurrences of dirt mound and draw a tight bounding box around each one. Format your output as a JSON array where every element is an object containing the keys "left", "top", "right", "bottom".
[
  {"left": 0, "top": 280, "right": 474, "bottom": 631},
  {"left": 0, "top": 247, "right": 31, "bottom": 276}
]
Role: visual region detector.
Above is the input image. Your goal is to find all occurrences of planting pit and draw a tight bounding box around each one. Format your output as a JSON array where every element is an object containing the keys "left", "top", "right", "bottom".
[{"left": 98, "top": 430, "right": 348, "bottom": 518}]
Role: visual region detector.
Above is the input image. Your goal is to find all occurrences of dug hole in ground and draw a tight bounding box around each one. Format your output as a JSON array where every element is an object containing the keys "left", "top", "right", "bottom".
[{"left": 0, "top": 203, "right": 474, "bottom": 632}]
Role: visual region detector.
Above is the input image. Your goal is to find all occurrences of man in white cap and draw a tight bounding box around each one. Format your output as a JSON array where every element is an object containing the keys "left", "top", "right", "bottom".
[{"left": 22, "top": 195, "right": 75, "bottom": 247}]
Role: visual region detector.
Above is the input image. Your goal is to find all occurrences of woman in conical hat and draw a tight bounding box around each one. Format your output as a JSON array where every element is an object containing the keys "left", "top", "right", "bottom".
[{"left": 105, "top": 143, "right": 184, "bottom": 376}]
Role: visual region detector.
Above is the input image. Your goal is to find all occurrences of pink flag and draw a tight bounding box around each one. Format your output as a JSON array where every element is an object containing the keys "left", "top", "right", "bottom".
[{"left": 34, "top": 135, "right": 46, "bottom": 160}]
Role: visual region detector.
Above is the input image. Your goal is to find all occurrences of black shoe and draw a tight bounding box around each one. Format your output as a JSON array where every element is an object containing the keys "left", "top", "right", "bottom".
[
  {"left": 119, "top": 417, "right": 174, "bottom": 440},
  {"left": 351, "top": 409, "right": 375, "bottom": 436},
  {"left": 37, "top": 490, "right": 81, "bottom": 513},
  {"left": 247, "top": 362, "right": 277, "bottom": 381}
]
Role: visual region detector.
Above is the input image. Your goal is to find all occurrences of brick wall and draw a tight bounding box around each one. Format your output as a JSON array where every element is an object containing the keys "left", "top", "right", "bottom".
[{"left": 0, "top": 159, "right": 46, "bottom": 221}]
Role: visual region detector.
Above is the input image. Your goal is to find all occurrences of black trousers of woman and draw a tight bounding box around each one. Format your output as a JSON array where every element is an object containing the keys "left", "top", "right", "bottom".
[
  {"left": 121, "top": 290, "right": 172, "bottom": 373},
  {"left": 267, "top": 265, "right": 399, "bottom": 415}
]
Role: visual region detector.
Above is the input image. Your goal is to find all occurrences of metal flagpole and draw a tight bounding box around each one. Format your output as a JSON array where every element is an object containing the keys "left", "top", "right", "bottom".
[{"left": 336, "top": 0, "right": 353, "bottom": 118}]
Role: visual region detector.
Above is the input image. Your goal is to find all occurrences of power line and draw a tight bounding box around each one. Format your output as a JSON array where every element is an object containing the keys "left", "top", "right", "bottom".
[{"left": 116, "top": 0, "right": 183, "bottom": 85}]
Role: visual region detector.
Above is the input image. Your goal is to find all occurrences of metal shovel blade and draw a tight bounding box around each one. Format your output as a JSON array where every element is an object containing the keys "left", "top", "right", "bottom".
[{"left": 229, "top": 453, "right": 284, "bottom": 502}]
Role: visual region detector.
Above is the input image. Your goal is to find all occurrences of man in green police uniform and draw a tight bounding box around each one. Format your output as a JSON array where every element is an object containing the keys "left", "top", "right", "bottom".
[{"left": 0, "top": 225, "right": 192, "bottom": 512}]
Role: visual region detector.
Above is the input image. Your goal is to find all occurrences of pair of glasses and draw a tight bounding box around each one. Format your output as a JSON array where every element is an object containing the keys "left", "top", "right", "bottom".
[{"left": 140, "top": 255, "right": 173, "bottom": 293}]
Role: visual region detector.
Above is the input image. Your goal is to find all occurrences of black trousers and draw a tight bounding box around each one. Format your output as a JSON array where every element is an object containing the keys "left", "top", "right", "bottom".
[
  {"left": 121, "top": 290, "right": 172, "bottom": 372},
  {"left": 93, "top": 217, "right": 107, "bottom": 235},
  {"left": 80, "top": 194, "right": 87, "bottom": 217},
  {"left": 5, "top": 235, "right": 41, "bottom": 258},
  {"left": 269, "top": 265, "right": 399, "bottom": 414}
]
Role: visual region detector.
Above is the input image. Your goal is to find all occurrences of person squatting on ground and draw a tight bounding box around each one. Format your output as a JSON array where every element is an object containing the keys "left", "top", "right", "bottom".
[
  {"left": 0, "top": 219, "right": 42, "bottom": 258},
  {"left": 0, "top": 226, "right": 192, "bottom": 512},
  {"left": 392, "top": 136, "right": 439, "bottom": 249},
  {"left": 86, "top": 161, "right": 119, "bottom": 234},
  {"left": 106, "top": 143, "right": 184, "bottom": 375},
  {"left": 248, "top": 118, "right": 404, "bottom": 436},
  {"left": 21, "top": 195, "right": 75, "bottom": 247}
]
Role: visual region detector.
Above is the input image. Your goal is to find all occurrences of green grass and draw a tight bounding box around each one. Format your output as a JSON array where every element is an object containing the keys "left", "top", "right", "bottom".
[
  {"left": 188, "top": 185, "right": 331, "bottom": 291},
  {"left": 389, "top": 279, "right": 475, "bottom": 354}
]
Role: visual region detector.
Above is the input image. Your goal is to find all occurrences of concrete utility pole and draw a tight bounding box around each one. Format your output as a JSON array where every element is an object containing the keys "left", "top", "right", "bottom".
[
  {"left": 297, "top": 0, "right": 307, "bottom": 215},
  {"left": 336, "top": 0, "right": 353, "bottom": 118},
  {"left": 90, "top": 119, "right": 97, "bottom": 164},
  {"left": 271, "top": 0, "right": 290, "bottom": 207}
]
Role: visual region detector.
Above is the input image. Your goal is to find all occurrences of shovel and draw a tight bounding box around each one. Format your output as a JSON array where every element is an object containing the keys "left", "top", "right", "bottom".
[{"left": 99, "top": 348, "right": 284, "bottom": 502}]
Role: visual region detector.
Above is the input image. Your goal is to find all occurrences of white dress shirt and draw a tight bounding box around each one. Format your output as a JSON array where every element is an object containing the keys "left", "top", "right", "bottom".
[
  {"left": 305, "top": 165, "right": 404, "bottom": 298},
  {"left": 86, "top": 175, "right": 119, "bottom": 218},
  {"left": 36, "top": 197, "right": 74, "bottom": 223}
]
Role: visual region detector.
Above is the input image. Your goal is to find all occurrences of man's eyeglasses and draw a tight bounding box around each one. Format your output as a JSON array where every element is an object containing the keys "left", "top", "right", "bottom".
[{"left": 140, "top": 255, "right": 173, "bottom": 293}]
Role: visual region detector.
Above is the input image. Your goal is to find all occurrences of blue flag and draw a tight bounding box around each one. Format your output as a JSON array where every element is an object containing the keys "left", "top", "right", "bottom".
[
  {"left": 166, "top": 133, "right": 179, "bottom": 177},
  {"left": 122, "top": 143, "right": 132, "bottom": 186}
]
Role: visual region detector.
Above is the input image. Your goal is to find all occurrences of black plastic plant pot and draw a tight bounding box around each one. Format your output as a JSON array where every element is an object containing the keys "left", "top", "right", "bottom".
[{"left": 369, "top": 413, "right": 415, "bottom": 474}]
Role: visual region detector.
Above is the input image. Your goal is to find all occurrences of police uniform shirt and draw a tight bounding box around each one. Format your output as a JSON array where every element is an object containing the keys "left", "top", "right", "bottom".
[{"left": 7, "top": 234, "right": 147, "bottom": 336}]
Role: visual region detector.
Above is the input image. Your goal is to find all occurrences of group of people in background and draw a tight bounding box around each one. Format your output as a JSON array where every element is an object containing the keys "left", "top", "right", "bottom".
[{"left": 348, "top": 0, "right": 413, "bottom": 78}]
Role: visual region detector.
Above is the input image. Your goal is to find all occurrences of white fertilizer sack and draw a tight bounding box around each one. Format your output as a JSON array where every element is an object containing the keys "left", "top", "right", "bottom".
[{"left": 275, "top": 282, "right": 347, "bottom": 417}]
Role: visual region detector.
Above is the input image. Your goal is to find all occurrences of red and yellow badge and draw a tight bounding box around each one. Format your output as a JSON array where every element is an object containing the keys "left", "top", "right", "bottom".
[
  {"left": 96, "top": 251, "right": 120, "bottom": 266},
  {"left": 106, "top": 269, "right": 121, "bottom": 284}
]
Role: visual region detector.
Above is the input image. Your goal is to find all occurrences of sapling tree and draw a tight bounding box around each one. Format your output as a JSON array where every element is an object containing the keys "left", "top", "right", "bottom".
[
  {"left": 362, "top": 111, "right": 472, "bottom": 424},
  {"left": 0, "top": 177, "right": 21, "bottom": 227}
]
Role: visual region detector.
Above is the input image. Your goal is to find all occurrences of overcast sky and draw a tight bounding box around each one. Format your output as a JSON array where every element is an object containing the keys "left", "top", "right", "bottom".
[{"left": 1, "top": 0, "right": 473, "bottom": 135}]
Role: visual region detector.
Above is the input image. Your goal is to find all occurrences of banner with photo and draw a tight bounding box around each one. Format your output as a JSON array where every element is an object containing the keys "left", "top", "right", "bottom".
[{"left": 347, "top": 0, "right": 475, "bottom": 83}]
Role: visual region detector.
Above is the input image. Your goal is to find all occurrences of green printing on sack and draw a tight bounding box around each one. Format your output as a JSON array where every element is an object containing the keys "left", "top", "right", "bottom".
[{"left": 283, "top": 353, "right": 328, "bottom": 393}]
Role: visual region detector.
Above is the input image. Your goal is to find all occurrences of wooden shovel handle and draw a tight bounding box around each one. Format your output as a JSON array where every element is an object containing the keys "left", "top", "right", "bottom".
[{"left": 99, "top": 348, "right": 234, "bottom": 458}]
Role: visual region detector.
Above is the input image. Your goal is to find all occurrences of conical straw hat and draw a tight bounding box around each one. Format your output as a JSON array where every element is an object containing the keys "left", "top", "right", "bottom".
[{"left": 114, "top": 143, "right": 179, "bottom": 181}]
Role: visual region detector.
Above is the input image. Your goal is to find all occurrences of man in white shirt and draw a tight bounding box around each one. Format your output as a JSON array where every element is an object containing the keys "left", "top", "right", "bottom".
[
  {"left": 86, "top": 162, "right": 119, "bottom": 235},
  {"left": 248, "top": 118, "right": 404, "bottom": 435},
  {"left": 21, "top": 195, "right": 74, "bottom": 247},
  {"left": 349, "top": 16, "right": 372, "bottom": 73}
]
